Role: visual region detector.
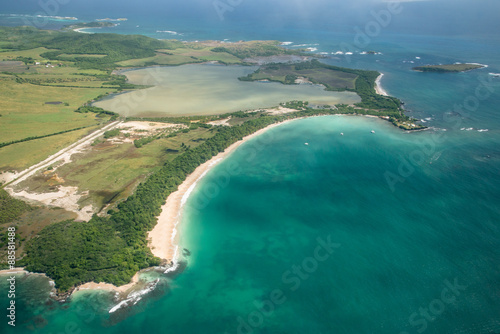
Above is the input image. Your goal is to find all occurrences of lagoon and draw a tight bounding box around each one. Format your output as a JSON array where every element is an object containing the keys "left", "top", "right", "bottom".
[{"left": 94, "top": 64, "right": 361, "bottom": 117}]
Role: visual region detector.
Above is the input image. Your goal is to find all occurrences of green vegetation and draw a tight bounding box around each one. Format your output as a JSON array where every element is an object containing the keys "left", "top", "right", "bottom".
[
  {"left": 0, "top": 125, "right": 90, "bottom": 149},
  {"left": 27, "top": 126, "right": 211, "bottom": 212},
  {"left": 240, "top": 60, "right": 358, "bottom": 89},
  {"left": 24, "top": 114, "right": 280, "bottom": 291},
  {"left": 413, "top": 63, "right": 485, "bottom": 73},
  {"left": 0, "top": 25, "right": 425, "bottom": 292},
  {"left": 0, "top": 188, "right": 32, "bottom": 225},
  {"left": 0, "top": 27, "right": 300, "bottom": 70},
  {"left": 24, "top": 102, "right": 424, "bottom": 291},
  {"left": 103, "top": 128, "right": 121, "bottom": 139},
  {"left": 65, "top": 21, "right": 116, "bottom": 30},
  {"left": 25, "top": 219, "right": 155, "bottom": 290},
  {"left": 0, "top": 126, "right": 102, "bottom": 171},
  {"left": 0, "top": 76, "right": 113, "bottom": 172},
  {"left": 241, "top": 59, "right": 405, "bottom": 113},
  {"left": 134, "top": 136, "right": 157, "bottom": 148},
  {"left": 211, "top": 40, "right": 305, "bottom": 59},
  {"left": 75, "top": 106, "right": 118, "bottom": 121}
]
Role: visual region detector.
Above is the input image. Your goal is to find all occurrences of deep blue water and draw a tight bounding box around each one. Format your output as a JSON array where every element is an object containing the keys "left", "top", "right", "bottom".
[{"left": 1, "top": 1, "right": 500, "bottom": 333}]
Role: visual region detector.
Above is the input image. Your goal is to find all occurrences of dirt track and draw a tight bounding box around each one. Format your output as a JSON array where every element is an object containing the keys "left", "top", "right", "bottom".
[{"left": 6, "top": 121, "right": 122, "bottom": 187}]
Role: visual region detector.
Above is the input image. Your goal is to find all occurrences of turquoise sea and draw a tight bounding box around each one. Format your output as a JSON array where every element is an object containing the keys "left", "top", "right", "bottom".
[{"left": 1, "top": 1, "right": 500, "bottom": 333}]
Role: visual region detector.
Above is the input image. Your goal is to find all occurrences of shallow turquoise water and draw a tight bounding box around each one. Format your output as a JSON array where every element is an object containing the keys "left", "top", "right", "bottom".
[
  {"left": 3, "top": 116, "right": 499, "bottom": 333},
  {"left": 2, "top": 4, "right": 500, "bottom": 333}
]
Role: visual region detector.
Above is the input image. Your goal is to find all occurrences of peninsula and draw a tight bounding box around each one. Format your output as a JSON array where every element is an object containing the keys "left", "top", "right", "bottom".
[
  {"left": 413, "top": 63, "right": 486, "bottom": 73},
  {"left": 0, "top": 24, "right": 424, "bottom": 296}
]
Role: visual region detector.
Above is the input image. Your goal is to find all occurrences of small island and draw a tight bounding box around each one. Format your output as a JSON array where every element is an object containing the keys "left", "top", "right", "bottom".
[
  {"left": 66, "top": 21, "right": 117, "bottom": 31},
  {"left": 413, "top": 63, "right": 486, "bottom": 73}
]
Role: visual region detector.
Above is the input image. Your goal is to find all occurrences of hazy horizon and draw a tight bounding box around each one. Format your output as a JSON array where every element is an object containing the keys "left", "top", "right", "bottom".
[{"left": 1, "top": 0, "right": 499, "bottom": 37}]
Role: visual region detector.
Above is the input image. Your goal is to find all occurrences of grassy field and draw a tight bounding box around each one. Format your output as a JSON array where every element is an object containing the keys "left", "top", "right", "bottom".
[
  {"left": 117, "top": 52, "right": 200, "bottom": 67},
  {"left": 209, "top": 40, "right": 303, "bottom": 59},
  {"left": 0, "top": 60, "right": 29, "bottom": 73},
  {"left": 167, "top": 46, "right": 242, "bottom": 63},
  {"left": 116, "top": 47, "right": 241, "bottom": 67},
  {"left": 0, "top": 62, "right": 119, "bottom": 163},
  {"left": 0, "top": 125, "right": 102, "bottom": 171},
  {"left": 246, "top": 63, "right": 358, "bottom": 90},
  {"left": 58, "top": 53, "right": 108, "bottom": 58},
  {"left": 118, "top": 43, "right": 242, "bottom": 67},
  {"left": 19, "top": 65, "right": 107, "bottom": 76},
  {"left": 116, "top": 41, "right": 272, "bottom": 67},
  {"left": 32, "top": 126, "right": 216, "bottom": 211},
  {"left": 0, "top": 47, "right": 58, "bottom": 60},
  {"left": 0, "top": 77, "right": 112, "bottom": 143}
]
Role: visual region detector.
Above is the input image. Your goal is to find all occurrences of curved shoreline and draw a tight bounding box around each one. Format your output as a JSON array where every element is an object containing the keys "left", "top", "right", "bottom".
[
  {"left": 1, "top": 112, "right": 408, "bottom": 306},
  {"left": 148, "top": 117, "right": 303, "bottom": 267},
  {"left": 1, "top": 117, "right": 304, "bottom": 301},
  {"left": 375, "top": 73, "right": 388, "bottom": 96}
]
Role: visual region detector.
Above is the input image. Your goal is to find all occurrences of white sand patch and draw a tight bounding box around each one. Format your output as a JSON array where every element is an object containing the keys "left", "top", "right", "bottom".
[
  {"left": 10, "top": 186, "right": 95, "bottom": 221},
  {"left": 0, "top": 172, "right": 17, "bottom": 185},
  {"left": 207, "top": 117, "right": 231, "bottom": 126},
  {"left": 265, "top": 106, "right": 299, "bottom": 115},
  {"left": 118, "top": 121, "right": 185, "bottom": 133},
  {"left": 4, "top": 122, "right": 121, "bottom": 221},
  {"left": 375, "top": 73, "right": 389, "bottom": 96},
  {"left": 115, "top": 121, "right": 187, "bottom": 142},
  {"left": 295, "top": 76, "right": 313, "bottom": 84}
]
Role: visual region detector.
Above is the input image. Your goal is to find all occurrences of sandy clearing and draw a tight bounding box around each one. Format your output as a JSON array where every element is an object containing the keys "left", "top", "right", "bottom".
[
  {"left": 13, "top": 187, "right": 95, "bottom": 221},
  {"left": 264, "top": 106, "right": 298, "bottom": 115},
  {"left": 118, "top": 121, "right": 183, "bottom": 132},
  {"left": 5, "top": 121, "right": 121, "bottom": 221},
  {"left": 207, "top": 117, "right": 231, "bottom": 126},
  {"left": 109, "top": 121, "right": 186, "bottom": 144}
]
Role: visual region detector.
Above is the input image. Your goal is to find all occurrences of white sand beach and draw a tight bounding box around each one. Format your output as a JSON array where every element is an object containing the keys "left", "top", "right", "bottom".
[
  {"left": 375, "top": 73, "right": 389, "bottom": 96},
  {"left": 148, "top": 118, "right": 301, "bottom": 264}
]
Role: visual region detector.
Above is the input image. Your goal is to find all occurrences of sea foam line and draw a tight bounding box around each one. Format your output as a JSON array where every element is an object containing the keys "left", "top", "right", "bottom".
[
  {"left": 164, "top": 158, "right": 223, "bottom": 274},
  {"left": 109, "top": 279, "right": 160, "bottom": 313},
  {"left": 375, "top": 73, "right": 389, "bottom": 96}
]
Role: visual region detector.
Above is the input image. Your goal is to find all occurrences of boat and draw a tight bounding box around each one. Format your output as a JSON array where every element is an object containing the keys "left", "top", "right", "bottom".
[
  {"left": 304, "top": 143, "right": 309, "bottom": 146},
  {"left": 371, "top": 130, "right": 375, "bottom": 134},
  {"left": 340, "top": 133, "right": 344, "bottom": 136}
]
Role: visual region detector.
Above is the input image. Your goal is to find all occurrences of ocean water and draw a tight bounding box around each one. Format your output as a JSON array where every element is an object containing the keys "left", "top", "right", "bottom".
[{"left": 1, "top": 2, "right": 500, "bottom": 333}]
